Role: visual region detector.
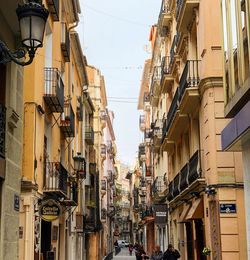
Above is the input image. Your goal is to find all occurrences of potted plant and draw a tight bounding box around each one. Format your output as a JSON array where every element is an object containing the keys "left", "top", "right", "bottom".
[{"left": 202, "top": 247, "right": 211, "bottom": 256}]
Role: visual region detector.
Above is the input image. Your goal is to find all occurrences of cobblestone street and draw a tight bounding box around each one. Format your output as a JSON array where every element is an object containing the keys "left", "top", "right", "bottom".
[{"left": 113, "top": 248, "right": 136, "bottom": 260}]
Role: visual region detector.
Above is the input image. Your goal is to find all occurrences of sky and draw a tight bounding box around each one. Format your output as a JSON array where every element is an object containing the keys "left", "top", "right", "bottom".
[{"left": 78, "top": 0, "right": 160, "bottom": 166}]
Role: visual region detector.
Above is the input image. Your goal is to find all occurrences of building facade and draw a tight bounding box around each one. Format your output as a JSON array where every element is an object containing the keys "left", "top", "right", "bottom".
[
  {"left": 135, "top": 0, "right": 248, "bottom": 259},
  {"left": 0, "top": 1, "right": 25, "bottom": 259},
  {"left": 220, "top": 0, "right": 250, "bottom": 258}
]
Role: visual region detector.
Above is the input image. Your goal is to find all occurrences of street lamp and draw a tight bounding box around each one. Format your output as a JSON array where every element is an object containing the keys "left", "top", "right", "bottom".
[
  {"left": 73, "top": 152, "right": 86, "bottom": 179},
  {"left": 0, "top": 0, "right": 49, "bottom": 66}
]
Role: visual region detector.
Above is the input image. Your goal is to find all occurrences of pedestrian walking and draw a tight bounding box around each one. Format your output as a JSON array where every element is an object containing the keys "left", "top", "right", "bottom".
[
  {"left": 129, "top": 244, "right": 133, "bottom": 256},
  {"left": 151, "top": 245, "right": 163, "bottom": 260},
  {"left": 136, "top": 245, "right": 149, "bottom": 260},
  {"left": 163, "top": 244, "right": 180, "bottom": 260}
]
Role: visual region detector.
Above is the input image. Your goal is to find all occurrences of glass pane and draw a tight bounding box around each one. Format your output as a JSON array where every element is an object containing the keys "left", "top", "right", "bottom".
[
  {"left": 230, "top": 0, "right": 239, "bottom": 89},
  {"left": 241, "top": 0, "right": 249, "bottom": 82},
  {"left": 222, "top": 0, "right": 228, "bottom": 60}
]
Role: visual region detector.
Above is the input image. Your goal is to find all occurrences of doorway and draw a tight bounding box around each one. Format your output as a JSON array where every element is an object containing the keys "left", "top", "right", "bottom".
[
  {"left": 195, "top": 219, "right": 205, "bottom": 260},
  {"left": 185, "top": 222, "right": 194, "bottom": 260},
  {"left": 41, "top": 219, "right": 52, "bottom": 260}
]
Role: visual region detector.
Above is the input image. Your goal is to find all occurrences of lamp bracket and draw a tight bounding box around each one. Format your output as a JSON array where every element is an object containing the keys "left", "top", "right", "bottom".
[{"left": 0, "top": 40, "right": 36, "bottom": 66}]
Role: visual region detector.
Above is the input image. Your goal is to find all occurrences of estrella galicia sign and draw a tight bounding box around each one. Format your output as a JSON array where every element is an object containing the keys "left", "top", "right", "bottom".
[{"left": 39, "top": 199, "right": 61, "bottom": 222}]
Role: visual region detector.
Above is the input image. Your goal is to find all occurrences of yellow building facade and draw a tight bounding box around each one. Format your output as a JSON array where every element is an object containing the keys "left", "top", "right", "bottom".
[{"left": 19, "top": 0, "right": 98, "bottom": 259}]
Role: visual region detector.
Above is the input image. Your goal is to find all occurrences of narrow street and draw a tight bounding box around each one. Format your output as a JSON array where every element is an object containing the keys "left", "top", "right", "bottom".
[{"left": 113, "top": 248, "right": 136, "bottom": 260}]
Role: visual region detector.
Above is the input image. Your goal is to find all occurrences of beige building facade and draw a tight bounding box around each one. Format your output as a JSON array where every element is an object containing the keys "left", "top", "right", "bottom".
[{"left": 135, "top": 0, "right": 248, "bottom": 259}]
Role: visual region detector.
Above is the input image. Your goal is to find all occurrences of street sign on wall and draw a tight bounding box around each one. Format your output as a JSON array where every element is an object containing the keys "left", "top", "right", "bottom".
[
  {"left": 154, "top": 204, "right": 168, "bottom": 225},
  {"left": 220, "top": 203, "right": 237, "bottom": 214}
]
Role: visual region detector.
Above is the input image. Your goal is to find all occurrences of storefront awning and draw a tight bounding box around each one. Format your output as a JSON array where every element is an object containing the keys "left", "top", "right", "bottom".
[
  {"left": 186, "top": 198, "right": 204, "bottom": 220},
  {"left": 178, "top": 203, "right": 192, "bottom": 223},
  {"left": 145, "top": 216, "right": 155, "bottom": 224}
]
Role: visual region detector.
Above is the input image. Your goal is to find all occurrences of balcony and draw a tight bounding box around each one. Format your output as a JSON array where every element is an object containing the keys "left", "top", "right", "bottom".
[
  {"left": 100, "top": 109, "right": 107, "bottom": 129},
  {"left": 150, "top": 66, "right": 161, "bottom": 107},
  {"left": 146, "top": 165, "right": 153, "bottom": 178},
  {"left": 138, "top": 143, "right": 146, "bottom": 161},
  {"left": 158, "top": 0, "right": 172, "bottom": 35},
  {"left": 179, "top": 163, "right": 189, "bottom": 191},
  {"left": 139, "top": 115, "right": 146, "bottom": 132},
  {"left": 61, "top": 23, "right": 70, "bottom": 62},
  {"left": 60, "top": 103, "right": 75, "bottom": 137},
  {"left": 167, "top": 181, "right": 174, "bottom": 201},
  {"left": 43, "top": 162, "right": 68, "bottom": 197},
  {"left": 143, "top": 92, "right": 151, "bottom": 111},
  {"left": 46, "top": 0, "right": 59, "bottom": 21},
  {"left": 44, "top": 68, "right": 64, "bottom": 113},
  {"left": 161, "top": 56, "right": 174, "bottom": 93},
  {"left": 76, "top": 97, "right": 83, "bottom": 121},
  {"left": 153, "top": 119, "right": 163, "bottom": 151},
  {"left": 100, "top": 144, "right": 106, "bottom": 160},
  {"left": 178, "top": 60, "right": 200, "bottom": 115},
  {"left": 144, "top": 129, "right": 152, "bottom": 145},
  {"left": 0, "top": 104, "right": 6, "bottom": 159},
  {"left": 167, "top": 150, "right": 204, "bottom": 202},
  {"left": 162, "top": 117, "right": 174, "bottom": 152},
  {"left": 173, "top": 174, "right": 180, "bottom": 197},
  {"left": 85, "top": 126, "right": 94, "bottom": 145},
  {"left": 176, "top": 0, "right": 200, "bottom": 33},
  {"left": 62, "top": 181, "right": 78, "bottom": 206}
]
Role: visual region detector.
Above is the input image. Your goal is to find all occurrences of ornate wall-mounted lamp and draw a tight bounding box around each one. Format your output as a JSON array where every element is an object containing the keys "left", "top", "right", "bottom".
[
  {"left": 73, "top": 152, "right": 86, "bottom": 179},
  {"left": 0, "top": 0, "right": 49, "bottom": 66}
]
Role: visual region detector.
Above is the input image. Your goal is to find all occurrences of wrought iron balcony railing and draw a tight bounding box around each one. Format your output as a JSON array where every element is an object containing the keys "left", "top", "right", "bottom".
[
  {"left": 61, "top": 23, "right": 70, "bottom": 62},
  {"left": 179, "top": 163, "right": 188, "bottom": 191},
  {"left": 167, "top": 150, "right": 201, "bottom": 201},
  {"left": 166, "top": 89, "right": 179, "bottom": 133},
  {"left": 101, "top": 144, "right": 107, "bottom": 159},
  {"left": 169, "top": 35, "right": 177, "bottom": 71},
  {"left": 85, "top": 126, "right": 94, "bottom": 145},
  {"left": 152, "top": 176, "right": 165, "bottom": 193},
  {"left": 178, "top": 60, "right": 200, "bottom": 102},
  {"left": 43, "top": 162, "right": 68, "bottom": 197},
  {"left": 63, "top": 181, "right": 78, "bottom": 206},
  {"left": 46, "top": 0, "right": 59, "bottom": 21},
  {"left": 60, "top": 103, "right": 75, "bottom": 137},
  {"left": 138, "top": 143, "right": 146, "bottom": 161},
  {"left": 139, "top": 115, "right": 146, "bottom": 131},
  {"left": 0, "top": 104, "right": 6, "bottom": 159},
  {"left": 161, "top": 56, "right": 171, "bottom": 79},
  {"left": 150, "top": 66, "right": 161, "bottom": 96},
  {"left": 44, "top": 68, "right": 64, "bottom": 113}
]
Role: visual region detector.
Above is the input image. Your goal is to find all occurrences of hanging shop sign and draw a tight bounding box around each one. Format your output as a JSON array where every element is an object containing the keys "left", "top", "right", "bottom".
[
  {"left": 154, "top": 204, "right": 168, "bottom": 225},
  {"left": 39, "top": 199, "right": 61, "bottom": 222}
]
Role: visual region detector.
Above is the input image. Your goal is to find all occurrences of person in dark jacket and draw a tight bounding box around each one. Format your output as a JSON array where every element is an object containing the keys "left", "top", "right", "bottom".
[
  {"left": 136, "top": 245, "right": 149, "bottom": 260},
  {"left": 151, "top": 245, "right": 163, "bottom": 260},
  {"left": 163, "top": 244, "right": 180, "bottom": 260}
]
